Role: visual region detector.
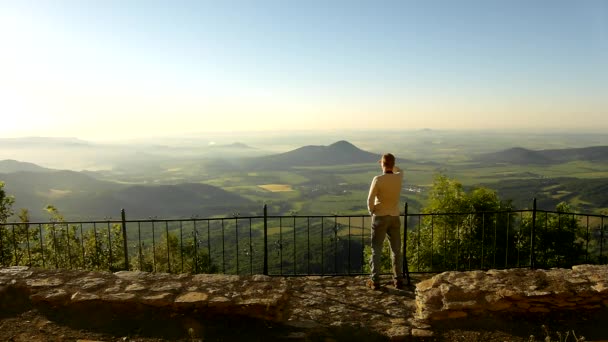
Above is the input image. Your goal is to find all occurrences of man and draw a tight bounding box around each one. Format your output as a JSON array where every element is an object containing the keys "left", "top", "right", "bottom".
[{"left": 366, "top": 153, "right": 404, "bottom": 290}]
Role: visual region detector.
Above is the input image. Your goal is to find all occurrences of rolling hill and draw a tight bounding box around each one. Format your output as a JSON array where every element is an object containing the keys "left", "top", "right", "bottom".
[
  {"left": 63, "top": 183, "right": 257, "bottom": 220},
  {"left": 476, "top": 177, "right": 608, "bottom": 212},
  {"left": 1, "top": 167, "right": 256, "bottom": 220},
  {"left": 243, "top": 140, "right": 392, "bottom": 169},
  {"left": 477, "top": 146, "right": 608, "bottom": 165},
  {"left": 0, "top": 160, "right": 54, "bottom": 173}
]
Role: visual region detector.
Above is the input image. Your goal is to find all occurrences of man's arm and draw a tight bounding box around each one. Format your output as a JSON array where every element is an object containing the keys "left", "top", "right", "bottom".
[{"left": 367, "top": 177, "right": 378, "bottom": 215}]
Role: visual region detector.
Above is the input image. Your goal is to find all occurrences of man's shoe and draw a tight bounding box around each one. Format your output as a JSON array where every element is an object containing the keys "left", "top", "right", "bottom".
[
  {"left": 393, "top": 279, "right": 404, "bottom": 289},
  {"left": 366, "top": 279, "right": 380, "bottom": 290}
]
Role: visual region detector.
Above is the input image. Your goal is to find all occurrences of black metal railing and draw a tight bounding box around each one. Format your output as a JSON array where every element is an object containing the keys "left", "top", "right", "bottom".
[{"left": 1, "top": 200, "right": 606, "bottom": 280}]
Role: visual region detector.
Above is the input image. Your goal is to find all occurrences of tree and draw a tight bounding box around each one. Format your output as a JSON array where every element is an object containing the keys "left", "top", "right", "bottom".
[
  {"left": 9, "top": 209, "right": 37, "bottom": 266},
  {"left": 0, "top": 181, "right": 15, "bottom": 266},
  {"left": 35, "top": 205, "right": 125, "bottom": 271},
  {"left": 0, "top": 181, "right": 14, "bottom": 222},
  {"left": 520, "top": 202, "right": 586, "bottom": 268},
  {"left": 407, "top": 174, "right": 514, "bottom": 271},
  {"left": 132, "top": 232, "right": 217, "bottom": 274}
]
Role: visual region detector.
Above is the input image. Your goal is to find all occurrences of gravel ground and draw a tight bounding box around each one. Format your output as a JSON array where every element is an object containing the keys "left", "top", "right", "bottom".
[
  {"left": 2, "top": 309, "right": 605, "bottom": 342},
  {"left": 0, "top": 309, "right": 538, "bottom": 342}
]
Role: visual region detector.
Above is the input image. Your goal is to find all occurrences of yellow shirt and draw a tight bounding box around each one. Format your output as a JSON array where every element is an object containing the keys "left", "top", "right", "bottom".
[{"left": 367, "top": 166, "right": 403, "bottom": 216}]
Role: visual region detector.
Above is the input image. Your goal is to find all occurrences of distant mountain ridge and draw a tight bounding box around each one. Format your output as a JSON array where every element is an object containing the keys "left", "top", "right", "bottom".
[
  {"left": 0, "top": 168, "right": 255, "bottom": 220},
  {"left": 477, "top": 146, "right": 608, "bottom": 165},
  {"left": 0, "top": 160, "right": 54, "bottom": 173},
  {"left": 0, "top": 137, "right": 91, "bottom": 147},
  {"left": 245, "top": 140, "right": 386, "bottom": 169},
  {"left": 210, "top": 142, "right": 255, "bottom": 149}
]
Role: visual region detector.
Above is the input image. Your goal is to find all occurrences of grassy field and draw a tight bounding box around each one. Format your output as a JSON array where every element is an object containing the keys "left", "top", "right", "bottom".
[
  {"left": 92, "top": 150, "right": 608, "bottom": 218},
  {"left": 444, "top": 161, "right": 608, "bottom": 185},
  {"left": 258, "top": 184, "right": 294, "bottom": 192}
]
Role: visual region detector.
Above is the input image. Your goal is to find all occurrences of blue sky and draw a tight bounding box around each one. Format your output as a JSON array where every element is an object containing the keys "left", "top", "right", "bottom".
[{"left": 1, "top": 1, "right": 606, "bottom": 140}]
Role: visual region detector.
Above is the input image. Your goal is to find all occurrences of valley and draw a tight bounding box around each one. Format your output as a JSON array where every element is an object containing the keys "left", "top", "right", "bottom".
[{"left": 2, "top": 131, "right": 608, "bottom": 222}]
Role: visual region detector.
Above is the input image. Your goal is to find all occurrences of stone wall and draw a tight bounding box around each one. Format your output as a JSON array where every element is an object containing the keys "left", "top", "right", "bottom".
[
  {"left": 415, "top": 264, "right": 608, "bottom": 322},
  {"left": 2, "top": 265, "right": 608, "bottom": 340},
  {"left": 0, "top": 267, "right": 412, "bottom": 340}
]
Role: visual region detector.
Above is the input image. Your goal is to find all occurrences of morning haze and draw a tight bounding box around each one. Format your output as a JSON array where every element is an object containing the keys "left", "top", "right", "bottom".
[
  {"left": 2, "top": 129, "right": 608, "bottom": 222},
  {"left": 1, "top": 1, "right": 607, "bottom": 220}
]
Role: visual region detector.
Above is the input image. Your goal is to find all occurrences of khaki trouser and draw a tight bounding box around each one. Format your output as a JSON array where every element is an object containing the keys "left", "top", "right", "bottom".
[{"left": 370, "top": 215, "right": 403, "bottom": 282}]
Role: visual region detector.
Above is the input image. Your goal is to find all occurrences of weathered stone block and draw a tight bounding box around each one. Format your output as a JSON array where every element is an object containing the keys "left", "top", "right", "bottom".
[{"left": 175, "top": 292, "right": 209, "bottom": 303}]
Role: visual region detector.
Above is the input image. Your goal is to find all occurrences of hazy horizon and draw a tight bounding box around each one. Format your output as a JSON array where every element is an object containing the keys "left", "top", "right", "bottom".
[{"left": 2, "top": 1, "right": 607, "bottom": 140}]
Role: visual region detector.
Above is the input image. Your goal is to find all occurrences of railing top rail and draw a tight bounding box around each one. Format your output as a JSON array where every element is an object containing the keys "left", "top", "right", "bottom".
[
  {"left": 535, "top": 209, "right": 608, "bottom": 218},
  {"left": 0, "top": 219, "right": 124, "bottom": 226},
  {"left": 407, "top": 209, "right": 533, "bottom": 216},
  {"left": 2, "top": 208, "right": 605, "bottom": 227},
  {"left": 266, "top": 214, "right": 370, "bottom": 219},
  {"left": 0, "top": 217, "right": 264, "bottom": 226}
]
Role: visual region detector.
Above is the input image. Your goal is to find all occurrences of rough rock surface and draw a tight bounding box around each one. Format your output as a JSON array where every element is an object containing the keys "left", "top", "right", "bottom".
[
  {"left": 415, "top": 264, "right": 608, "bottom": 322},
  {"left": 0, "top": 267, "right": 419, "bottom": 341},
  {"left": 3, "top": 265, "right": 608, "bottom": 341}
]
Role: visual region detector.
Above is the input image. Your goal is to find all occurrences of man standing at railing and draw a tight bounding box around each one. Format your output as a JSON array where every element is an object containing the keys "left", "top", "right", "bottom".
[{"left": 366, "top": 153, "right": 404, "bottom": 290}]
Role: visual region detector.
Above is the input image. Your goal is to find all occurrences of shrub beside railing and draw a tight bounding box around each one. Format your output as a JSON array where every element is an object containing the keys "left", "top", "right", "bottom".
[{"left": 1, "top": 200, "right": 606, "bottom": 283}]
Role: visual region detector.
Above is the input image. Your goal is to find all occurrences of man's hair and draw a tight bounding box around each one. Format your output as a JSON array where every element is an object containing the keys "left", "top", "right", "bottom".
[{"left": 381, "top": 153, "right": 395, "bottom": 168}]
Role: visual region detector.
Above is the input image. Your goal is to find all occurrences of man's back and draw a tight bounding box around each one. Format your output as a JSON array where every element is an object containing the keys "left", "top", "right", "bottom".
[{"left": 367, "top": 167, "right": 403, "bottom": 216}]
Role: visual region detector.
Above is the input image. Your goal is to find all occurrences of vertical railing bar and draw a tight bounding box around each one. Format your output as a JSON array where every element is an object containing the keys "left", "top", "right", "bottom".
[
  {"left": 39, "top": 223, "right": 45, "bottom": 267},
  {"left": 221, "top": 219, "right": 225, "bottom": 274},
  {"left": 193, "top": 220, "right": 198, "bottom": 273},
  {"left": 403, "top": 203, "right": 410, "bottom": 285},
  {"left": 481, "top": 213, "right": 485, "bottom": 269},
  {"left": 334, "top": 215, "right": 338, "bottom": 275},
  {"left": 279, "top": 217, "right": 283, "bottom": 276},
  {"left": 585, "top": 216, "right": 589, "bottom": 263},
  {"left": 530, "top": 198, "right": 537, "bottom": 269},
  {"left": 93, "top": 222, "right": 99, "bottom": 270},
  {"left": 571, "top": 213, "right": 576, "bottom": 266},
  {"left": 416, "top": 214, "right": 421, "bottom": 272},
  {"left": 600, "top": 216, "right": 604, "bottom": 264},
  {"left": 207, "top": 220, "right": 211, "bottom": 269},
  {"left": 348, "top": 216, "right": 351, "bottom": 275},
  {"left": 165, "top": 221, "right": 170, "bottom": 273},
  {"left": 235, "top": 216, "right": 239, "bottom": 275},
  {"left": 151, "top": 221, "right": 156, "bottom": 273},
  {"left": 293, "top": 215, "right": 296, "bottom": 275},
  {"left": 12, "top": 224, "right": 18, "bottom": 266},
  {"left": 51, "top": 222, "right": 58, "bottom": 268},
  {"left": 361, "top": 216, "right": 364, "bottom": 273},
  {"left": 493, "top": 213, "right": 497, "bottom": 268},
  {"left": 249, "top": 217, "right": 253, "bottom": 275},
  {"left": 307, "top": 217, "right": 311, "bottom": 274},
  {"left": 263, "top": 205, "right": 268, "bottom": 275},
  {"left": 468, "top": 215, "right": 472, "bottom": 271},
  {"left": 430, "top": 215, "right": 434, "bottom": 271},
  {"left": 179, "top": 221, "right": 184, "bottom": 273},
  {"left": 66, "top": 223, "right": 72, "bottom": 270},
  {"left": 138, "top": 222, "right": 143, "bottom": 271},
  {"left": 546, "top": 212, "right": 549, "bottom": 267},
  {"left": 505, "top": 212, "right": 510, "bottom": 269},
  {"left": 121, "top": 209, "right": 128, "bottom": 271},
  {"left": 555, "top": 212, "right": 562, "bottom": 267},
  {"left": 443, "top": 217, "right": 447, "bottom": 271},
  {"left": 517, "top": 212, "right": 521, "bottom": 268},
  {"left": 321, "top": 218, "right": 324, "bottom": 276},
  {"left": 79, "top": 223, "right": 85, "bottom": 268},
  {"left": 456, "top": 218, "right": 460, "bottom": 270},
  {"left": 0, "top": 224, "right": 4, "bottom": 266},
  {"left": 26, "top": 222, "right": 32, "bottom": 267},
  {"left": 107, "top": 221, "right": 112, "bottom": 270}
]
